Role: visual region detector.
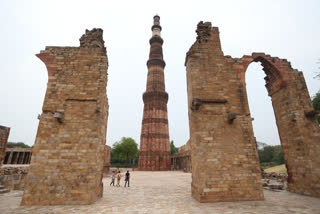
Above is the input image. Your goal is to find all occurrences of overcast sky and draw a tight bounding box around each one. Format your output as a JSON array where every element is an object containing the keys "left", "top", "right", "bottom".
[{"left": 0, "top": 0, "right": 319, "bottom": 147}]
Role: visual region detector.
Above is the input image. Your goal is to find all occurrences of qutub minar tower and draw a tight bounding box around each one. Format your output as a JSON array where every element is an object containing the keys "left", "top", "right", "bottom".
[{"left": 138, "top": 15, "right": 171, "bottom": 170}]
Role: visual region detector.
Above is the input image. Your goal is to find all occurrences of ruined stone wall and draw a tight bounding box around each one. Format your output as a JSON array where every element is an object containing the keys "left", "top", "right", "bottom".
[
  {"left": 172, "top": 140, "right": 191, "bottom": 171},
  {"left": 21, "top": 28, "right": 109, "bottom": 205},
  {"left": 185, "top": 22, "right": 264, "bottom": 202},
  {"left": 0, "top": 166, "right": 28, "bottom": 190},
  {"left": 235, "top": 54, "right": 320, "bottom": 197},
  {"left": 186, "top": 21, "right": 320, "bottom": 202},
  {"left": 103, "top": 145, "right": 111, "bottom": 176},
  {"left": 0, "top": 126, "right": 10, "bottom": 167}
]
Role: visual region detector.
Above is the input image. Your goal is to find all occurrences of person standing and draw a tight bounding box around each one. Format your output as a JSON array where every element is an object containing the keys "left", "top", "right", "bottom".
[
  {"left": 124, "top": 170, "right": 130, "bottom": 187},
  {"left": 110, "top": 170, "right": 116, "bottom": 186},
  {"left": 116, "top": 171, "right": 121, "bottom": 187}
]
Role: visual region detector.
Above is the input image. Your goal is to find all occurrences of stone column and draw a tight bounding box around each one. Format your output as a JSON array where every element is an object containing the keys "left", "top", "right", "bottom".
[
  {"left": 21, "top": 28, "right": 109, "bottom": 205},
  {"left": 19, "top": 152, "right": 25, "bottom": 164},
  {"left": 7, "top": 152, "right": 13, "bottom": 164},
  {"left": 185, "top": 22, "right": 263, "bottom": 202}
]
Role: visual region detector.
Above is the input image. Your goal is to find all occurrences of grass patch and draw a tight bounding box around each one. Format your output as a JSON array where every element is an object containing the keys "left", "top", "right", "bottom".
[{"left": 264, "top": 164, "right": 287, "bottom": 174}]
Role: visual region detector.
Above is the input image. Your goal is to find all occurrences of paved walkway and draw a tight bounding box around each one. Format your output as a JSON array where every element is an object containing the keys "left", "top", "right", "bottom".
[{"left": 0, "top": 171, "right": 319, "bottom": 213}]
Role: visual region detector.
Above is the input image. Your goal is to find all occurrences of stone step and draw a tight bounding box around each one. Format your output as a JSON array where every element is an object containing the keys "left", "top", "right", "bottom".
[
  {"left": 0, "top": 185, "right": 6, "bottom": 190},
  {"left": 0, "top": 188, "right": 10, "bottom": 194}
]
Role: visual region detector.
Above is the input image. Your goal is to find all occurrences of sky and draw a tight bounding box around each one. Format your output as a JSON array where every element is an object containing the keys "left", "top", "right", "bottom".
[{"left": 0, "top": 0, "right": 319, "bottom": 147}]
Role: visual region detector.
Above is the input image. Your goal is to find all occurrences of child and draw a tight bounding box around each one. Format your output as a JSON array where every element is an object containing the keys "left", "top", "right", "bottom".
[
  {"left": 116, "top": 171, "right": 121, "bottom": 187},
  {"left": 110, "top": 171, "right": 116, "bottom": 186}
]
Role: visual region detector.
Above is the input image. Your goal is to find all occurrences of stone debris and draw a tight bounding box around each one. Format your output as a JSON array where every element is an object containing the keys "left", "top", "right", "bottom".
[{"left": 0, "top": 166, "right": 28, "bottom": 191}]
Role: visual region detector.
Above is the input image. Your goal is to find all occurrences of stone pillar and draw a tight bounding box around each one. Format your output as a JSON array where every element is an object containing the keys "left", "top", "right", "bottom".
[
  {"left": 28, "top": 153, "right": 32, "bottom": 164},
  {"left": 185, "top": 22, "right": 264, "bottom": 202},
  {"left": 12, "top": 152, "right": 18, "bottom": 164},
  {"left": 0, "top": 125, "right": 10, "bottom": 167},
  {"left": 7, "top": 152, "right": 13, "bottom": 165},
  {"left": 19, "top": 152, "right": 25, "bottom": 164},
  {"left": 138, "top": 15, "right": 171, "bottom": 171},
  {"left": 23, "top": 152, "right": 29, "bottom": 164},
  {"left": 21, "top": 28, "right": 109, "bottom": 205}
]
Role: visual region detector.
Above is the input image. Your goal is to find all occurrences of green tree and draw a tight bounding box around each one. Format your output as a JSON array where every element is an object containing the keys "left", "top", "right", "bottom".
[
  {"left": 7, "top": 142, "right": 31, "bottom": 148},
  {"left": 111, "top": 137, "right": 139, "bottom": 164},
  {"left": 258, "top": 144, "right": 285, "bottom": 165},
  {"left": 258, "top": 146, "right": 274, "bottom": 163},
  {"left": 272, "top": 145, "right": 285, "bottom": 164},
  {"left": 312, "top": 91, "right": 320, "bottom": 123},
  {"left": 170, "top": 140, "right": 179, "bottom": 155}
]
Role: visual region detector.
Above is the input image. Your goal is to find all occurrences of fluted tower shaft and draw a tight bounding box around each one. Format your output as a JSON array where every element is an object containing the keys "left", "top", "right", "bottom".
[{"left": 138, "top": 15, "right": 171, "bottom": 171}]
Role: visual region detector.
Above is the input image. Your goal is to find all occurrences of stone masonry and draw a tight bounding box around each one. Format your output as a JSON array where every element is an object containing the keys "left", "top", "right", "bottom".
[
  {"left": 138, "top": 15, "right": 171, "bottom": 171},
  {"left": 0, "top": 126, "right": 10, "bottom": 167},
  {"left": 171, "top": 140, "right": 191, "bottom": 171},
  {"left": 21, "top": 28, "right": 109, "bottom": 205},
  {"left": 103, "top": 145, "right": 111, "bottom": 176},
  {"left": 185, "top": 21, "right": 320, "bottom": 202},
  {"left": 3, "top": 148, "right": 32, "bottom": 165}
]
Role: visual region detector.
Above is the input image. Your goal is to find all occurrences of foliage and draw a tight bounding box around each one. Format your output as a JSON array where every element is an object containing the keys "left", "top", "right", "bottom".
[
  {"left": 258, "top": 144, "right": 284, "bottom": 166},
  {"left": 170, "top": 140, "right": 179, "bottom": 155},
  {"left": 312, "top": 91, "right": 320, "bottom": 123},
  {"left": 111, "top": 137, "right": 139, "bottom": 164},
  {"left": 7, "top": 142, "right": 31, "bottom": 148}
]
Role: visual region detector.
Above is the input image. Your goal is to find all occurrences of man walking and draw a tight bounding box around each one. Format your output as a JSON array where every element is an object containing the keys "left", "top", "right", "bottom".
[{"left": 124, "top": 170, "right": 130, "bottom": 187}]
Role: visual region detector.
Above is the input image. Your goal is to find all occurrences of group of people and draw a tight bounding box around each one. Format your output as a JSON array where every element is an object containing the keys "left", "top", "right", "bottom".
[{"left": 110, "top": 170, "right": 130, "bottom": 187}]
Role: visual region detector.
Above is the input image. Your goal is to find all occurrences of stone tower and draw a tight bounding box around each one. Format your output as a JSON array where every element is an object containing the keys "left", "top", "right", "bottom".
[
  {"left": 21, "top": 29, "right": 109, "bottom": 205},
  {"left": 138, "top": 15, "right": 171, "bottom": 171}
]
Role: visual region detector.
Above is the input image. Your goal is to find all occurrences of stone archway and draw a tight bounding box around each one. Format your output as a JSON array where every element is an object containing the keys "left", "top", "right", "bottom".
[
  {"left": 185, "top": 21, "right": 320, "bottom": 202},
  {"left": 235, "top": 53, "right": 320, "bottom": 197}
]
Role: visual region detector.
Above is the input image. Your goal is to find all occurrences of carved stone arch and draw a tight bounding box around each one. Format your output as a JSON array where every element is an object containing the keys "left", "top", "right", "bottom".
[
  {"left": 237, "top": 52, "right": 320, "bottom": 197},
  {"left": 239, "top": 53, "right": 291, "bottom": 97}
]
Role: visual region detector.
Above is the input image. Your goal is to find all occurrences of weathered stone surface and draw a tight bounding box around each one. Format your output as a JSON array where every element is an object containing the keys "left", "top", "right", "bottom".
[
  {"left": 21, "top": 28, "right": 109, "bottom": 205},
  {"left": 0, "top": 126, "right": 10, "bottom": 167},
  {"left": 0, "top": 166, "right": 28, "bottom": 190},
  {"left": 103, "top": 145, "right": 111, "bottom": 176},
  {"left": 171, "top": 140, "right": 191, "bottom": 172},
  {"left": 2, "top": 172, "right": 320, "bottom": 213},
  {"left": 185, "top": 21, "right": 320, "bottom": 202},
  {"left": 138, "top": 15, "right": 171, "bottom": 171}
]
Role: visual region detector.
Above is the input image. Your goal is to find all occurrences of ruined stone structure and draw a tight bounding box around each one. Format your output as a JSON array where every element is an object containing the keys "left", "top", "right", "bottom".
[
  {"left": 0, "top": 166, "right": 29, "bottom": 190},
  {"left": 185, "top": 21, "right": 320, "bottom": 202},
  {"left": 3, "top": 148, "right": 32, "bottom": 165},
  {"left": 138, "top": 15, "right": 171, "bottom": 171},
  {"left": 171, "top": 140, "right": 191, "bottom": 171},
  {"left": 103, "top": 145, "right": 111, "bottom": 176},
  {"left": 0, "top": 126, "right": 10, "bottom": 167},
  {"left": 21, "top": 28, "right": 109, "bottom": 205}
]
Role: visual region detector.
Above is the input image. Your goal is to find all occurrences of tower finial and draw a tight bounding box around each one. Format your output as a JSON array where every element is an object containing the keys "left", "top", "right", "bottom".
[{"left": 152, "top": 15, "right": 161, "bottom": 37}]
